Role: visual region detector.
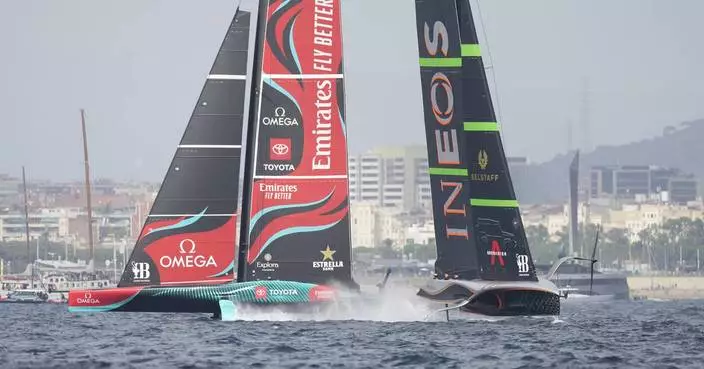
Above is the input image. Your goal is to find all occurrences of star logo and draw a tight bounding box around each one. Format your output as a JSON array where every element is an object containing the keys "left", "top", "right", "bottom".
[{"left": 320, "top": 245, "right": 336, "bottom": 261}]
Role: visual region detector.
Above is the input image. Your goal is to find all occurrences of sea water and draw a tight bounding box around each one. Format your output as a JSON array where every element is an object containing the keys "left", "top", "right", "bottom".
[{"left": 1, "top": 296, "right": 703, "bottom": 368}]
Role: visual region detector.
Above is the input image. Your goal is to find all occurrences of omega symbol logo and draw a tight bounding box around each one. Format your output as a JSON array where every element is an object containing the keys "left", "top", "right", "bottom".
[
  {"left": 274, "top": 107, "right": 285, "bottom": 117},
  {"left": 178, "top": 239, "right": 197, "bottom": 254}
]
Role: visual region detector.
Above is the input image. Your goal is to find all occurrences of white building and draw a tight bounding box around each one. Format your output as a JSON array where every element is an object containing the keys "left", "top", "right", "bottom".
[
  {"left": 350, "top": 203, "right": 406, "bottom": 249},
  {"left": 349, "top": 145, "right": 430, "bottom": 211},
  {"left": 0, "top": 208, "right": 74, "bottom": 242}
]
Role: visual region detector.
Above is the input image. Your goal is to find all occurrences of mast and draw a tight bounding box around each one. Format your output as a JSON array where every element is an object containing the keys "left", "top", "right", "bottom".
[
  {"left": 81, "top": 109, "right": 95, "bottom": 269},
  {"left": 237, "top": 0, "right": 268, "bottom": 282},
  {"left": 568, "top": 151, "right": 579, "bottom": 257},
  {"left": 22, "top": 166, "right": 32, "bottom": 287}
]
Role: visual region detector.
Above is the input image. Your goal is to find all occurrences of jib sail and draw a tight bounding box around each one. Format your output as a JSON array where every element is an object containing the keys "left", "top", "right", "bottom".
[
  {"left": 239, "top": 0, "right": 355, "bottom": 287},
  {"left": 457, "top": 0, "right": 537, "bottom": 282},
  {"left": 415, "top": 0, "right": 479, "bottom": 280},
  {"left": 415, "top": 0, "right": 538, "bottom": 282},
  {"left": 119, "top": 4, "right": 256, "bottom": 287}
]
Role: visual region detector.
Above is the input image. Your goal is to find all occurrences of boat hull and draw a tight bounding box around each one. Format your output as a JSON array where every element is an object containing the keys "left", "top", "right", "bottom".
[
  {"left": 68, "top": 280, "right": 337, "bottom": 315},
  {"left": 417, "top": 278, "right": 561, "bottom": 317},
  {"left": 551, "top": 273, "right": 630, "bottom": 300},
  {"left": 0, "top": 299, "right": 48, "bottom": 304}
]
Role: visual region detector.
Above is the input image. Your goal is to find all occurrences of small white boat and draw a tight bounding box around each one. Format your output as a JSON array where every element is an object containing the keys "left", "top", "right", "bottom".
[{"left": 0, "top": 289, "right": 49, "bottom": 304}]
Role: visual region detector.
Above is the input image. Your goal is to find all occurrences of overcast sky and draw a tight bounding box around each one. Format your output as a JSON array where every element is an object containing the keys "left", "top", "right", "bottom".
[{"left": 2, "top": 0, "right": 703, "bottom": 181}]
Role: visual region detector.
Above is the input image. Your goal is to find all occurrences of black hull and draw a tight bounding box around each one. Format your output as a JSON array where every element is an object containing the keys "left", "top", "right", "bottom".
[
  {"left": 551, "top": 274, "right": 630, "bottom": 300},
  {"left": 418, "top": 279, "right": 561, "bottom": 317}
]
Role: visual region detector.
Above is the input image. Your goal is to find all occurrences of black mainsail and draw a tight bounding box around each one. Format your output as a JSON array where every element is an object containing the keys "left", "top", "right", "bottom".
[
  {"left": 119, "top": 5, "right": 254, "bottom": 287},
  {"left": 457, "top": 0, "right": 537, "bottom": 282}
]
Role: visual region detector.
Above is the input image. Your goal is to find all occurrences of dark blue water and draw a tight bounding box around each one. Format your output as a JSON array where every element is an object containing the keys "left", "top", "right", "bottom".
[{"left": 2, "top": 299, "right": 703, "bottom": 368}]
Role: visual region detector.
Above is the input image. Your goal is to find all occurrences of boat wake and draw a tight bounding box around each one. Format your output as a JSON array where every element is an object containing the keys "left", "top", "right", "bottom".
[{"left": 234, "top": 284, "right": 434, "bottom": 322}]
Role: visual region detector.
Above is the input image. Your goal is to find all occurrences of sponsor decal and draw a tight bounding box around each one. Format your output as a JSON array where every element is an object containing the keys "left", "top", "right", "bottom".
[
  {"left": 313, "top": 245, "right": 344, "bottom": 272},
  {"left": 132, "top": 262, "right": 151, "bottom": 283},
  {"left": 487, "top": 240, "right": 506, "bottom": 267},
  {"left": 440, "top": 181, "right": 469, "bottom": 239},
  {"left": 256, "top": 253, "right": 280, "bottom": 272},
  {"left": 264, "top": 138, "right": 295, "bottom": 172},
  {"left": 309, "top": 286, "right": 336, "bottom": 302},
  {"left": 260, "top": 182, "right": 298, "bottom": 200},
  {"left": 471, "top": 149, "right": 499, "bottom": 182},
  {"left": 76, "top": 292, "right": 100, "bottom": 305},
  {"left": 159, "top": 239, "right": 217, "bottom": 269},
  {"left": 262, "top": 107, "right": 299, "bottom": 127},
  {"left": 517, "top": 254, "right": 530, "bottom": 276},
  {"left": 312, "top": 79, "right": 333, "bottom": 171},
  {"left": 312, "top": 0, "right": 335, "bottom": 73},
  {"left": 254, "top": 285, "right": 268, "bottom": 300},
  {"left": 422, "top": 19, "right": 466, "bottom": 241},
  {"left": 478, "top": 150, "right": 488, "bottom": 170},
  {"left": 269, "top": 138, "right": 292, "bottom": 161},
  {"left": 270, "top": 289, "right": 298, "bottom": 296}
]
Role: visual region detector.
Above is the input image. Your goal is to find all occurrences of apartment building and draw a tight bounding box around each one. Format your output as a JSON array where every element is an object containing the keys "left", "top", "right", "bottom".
[{"left": 349, "top": 145, "right": 431, "bottom": 211}]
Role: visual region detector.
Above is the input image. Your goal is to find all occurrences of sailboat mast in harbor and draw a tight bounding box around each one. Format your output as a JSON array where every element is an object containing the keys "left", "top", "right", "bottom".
[
  {"left": 22, "top": 166, "right": 33, "bottom": 287},
  {"left": 81, "top": 109, "right": 95, "bottom": 270}
]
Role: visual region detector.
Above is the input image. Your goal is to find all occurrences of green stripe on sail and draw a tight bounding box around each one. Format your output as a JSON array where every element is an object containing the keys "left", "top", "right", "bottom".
[
  {"left": 461, "top": 44, "right": 481, "bottom": 57},
  {"left": 419, "top": 58, "right": 462, "bottom": 68},
  {"left": 470, "top": 198, "right": 519, "bottom": 208},
  {"left": 464, "top": 122, "right": 500, "bottom": 132},
  {"left": 429, "top": 167, "right": 468, "bottom": 177}
]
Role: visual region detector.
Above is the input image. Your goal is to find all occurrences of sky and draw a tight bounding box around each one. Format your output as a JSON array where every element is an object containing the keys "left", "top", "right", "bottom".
[{"left": 1, "top": 0, "right": 704, "bottom": 181}]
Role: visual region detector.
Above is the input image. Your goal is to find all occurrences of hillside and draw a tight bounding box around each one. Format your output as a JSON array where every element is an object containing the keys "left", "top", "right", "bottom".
[{"left": 517, "top": 119, "right": 704, "bottom": 204}]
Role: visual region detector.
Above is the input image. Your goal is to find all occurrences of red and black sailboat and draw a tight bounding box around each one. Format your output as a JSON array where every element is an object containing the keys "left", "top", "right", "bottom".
[
  {"left": 68, "top": 0, "right": 355, "bottom": 320},
  {"left": 414, "top": 0, "right": 561, "bottom": 317}
]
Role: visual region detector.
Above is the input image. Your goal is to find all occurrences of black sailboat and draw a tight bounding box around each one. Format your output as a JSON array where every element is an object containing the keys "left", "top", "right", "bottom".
[
  {"left": 543, "top": 152, "right": 630, "bottom": 300},
  {"left": 69, "top": 0, "right": 355, "bottom": 320},
  {"left": 414, "top": 0, "right": 561, "bottom": 317}
]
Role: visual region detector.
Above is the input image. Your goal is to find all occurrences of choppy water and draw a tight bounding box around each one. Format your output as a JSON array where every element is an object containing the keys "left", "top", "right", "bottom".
[{"left": 2, "top": 296, "right": 704, "bottom": 369}]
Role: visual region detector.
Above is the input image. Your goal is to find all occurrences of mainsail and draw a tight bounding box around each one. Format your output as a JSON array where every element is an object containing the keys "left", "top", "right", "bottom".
[
  {"left": 238, "top": 0, "right": 355, "bottom": 287},
  {"left": 119, "top": 4, "right": 255, "bottom": 287},
  {"left": 416, "top": 0, "right": 538, "bottom": 282}
]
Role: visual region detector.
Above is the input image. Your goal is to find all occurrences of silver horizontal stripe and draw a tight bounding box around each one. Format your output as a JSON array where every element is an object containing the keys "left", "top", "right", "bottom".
[{"left": 207, "top": 74, "right": 247, "bottom": 80}]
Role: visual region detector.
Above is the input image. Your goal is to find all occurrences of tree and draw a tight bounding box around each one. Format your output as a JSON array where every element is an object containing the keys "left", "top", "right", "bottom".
[
  {"left": 525, "top": 225, "right": 561, "bottom": 264},
  {"left": 403, "top": 243, "right": 436, "bottom": 262},
  {"left": 378, "top": 238, "right": 400, "bottom": 259}
]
